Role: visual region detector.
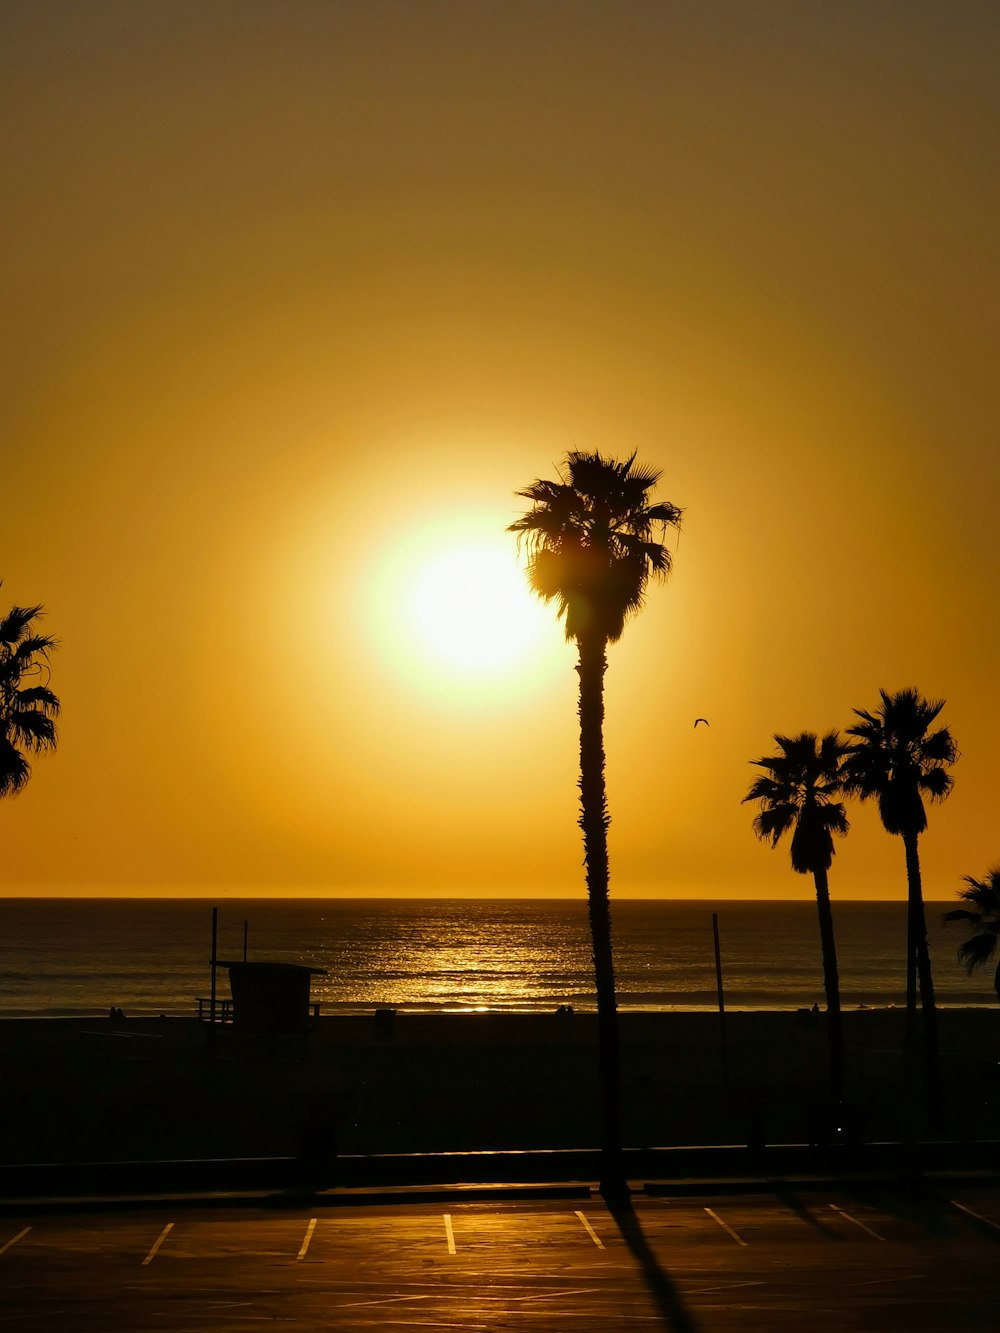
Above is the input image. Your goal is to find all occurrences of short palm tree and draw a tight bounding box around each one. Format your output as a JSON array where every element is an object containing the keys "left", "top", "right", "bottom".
[
  {"left": 743, "top": 731, "right": 850, "bottom": 1117},
  {"left": 0, "top": 601, "right": 59, "bottom": 798},
  {"left": 510, "top": 450, "right": 682, "bottom": 1197},
  {"left": 944, "top": 869, "right": 1000, "bottom": 1003},
  {"left": 842, "top": 687, "right": 956, "bottom": 1131}
]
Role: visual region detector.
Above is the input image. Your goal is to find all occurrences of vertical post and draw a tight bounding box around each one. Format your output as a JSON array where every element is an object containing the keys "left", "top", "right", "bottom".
[
  {"left": 243, "top": 919, "right": 248, "bottom": 964},
  {"left": 712, "top": 912, "right": 731, "bottom": 1092},
  {"left": 210, "top": 906, "right": 218, "bottom": 1025}
]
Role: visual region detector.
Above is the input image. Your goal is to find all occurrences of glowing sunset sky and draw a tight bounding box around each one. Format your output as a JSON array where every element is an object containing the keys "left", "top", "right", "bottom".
[{"left": 2, "top": 2, "right": 997, "bottom": 900}]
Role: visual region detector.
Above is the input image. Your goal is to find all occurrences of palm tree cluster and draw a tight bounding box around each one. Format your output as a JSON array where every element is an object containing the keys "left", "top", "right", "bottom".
[
  {"left": 0, "top": 600, "right": 60, "bottom": 799},
  {"left": 744, "top": 688, "right": 958, "bottom": 1132},
  {"left": 512, "top": 450, "right": 988, "bottom": 1167}
]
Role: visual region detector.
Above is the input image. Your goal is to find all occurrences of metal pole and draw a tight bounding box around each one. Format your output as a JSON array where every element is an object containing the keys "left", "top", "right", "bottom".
[
  {"left": 712, "top": 912, "right": 731, "bottom": 1091},
  {"left": 210, "top": 906, "right": 218, "bottom": 1025}
]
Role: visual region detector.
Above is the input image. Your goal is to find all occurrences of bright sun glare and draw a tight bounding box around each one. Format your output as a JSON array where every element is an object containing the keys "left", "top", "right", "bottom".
[
  {"left": 363, "top": 516, "right": 565, "bottom": 697},
  {"left": 405, "top": 541, "right": 550, "bottom": 672}
]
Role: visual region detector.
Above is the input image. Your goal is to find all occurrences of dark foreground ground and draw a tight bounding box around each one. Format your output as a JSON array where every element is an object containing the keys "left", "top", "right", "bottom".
[
  {"left": 1, "top": 1009, "right": 997, "bottom": 1167},
  {"left": 4, "top": 1185, "right": 1000, "bottom": 1331}
]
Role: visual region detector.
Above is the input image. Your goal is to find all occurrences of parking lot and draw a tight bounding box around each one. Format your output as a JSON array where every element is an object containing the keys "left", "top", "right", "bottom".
[{"left": 2, "top": 1185, "right": 1000, "bottom": 1330}]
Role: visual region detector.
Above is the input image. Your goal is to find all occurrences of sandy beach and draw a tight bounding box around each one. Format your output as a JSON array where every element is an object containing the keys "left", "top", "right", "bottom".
[{"left": 1, "top": 1008, "right": 998, "bottom": 1168}]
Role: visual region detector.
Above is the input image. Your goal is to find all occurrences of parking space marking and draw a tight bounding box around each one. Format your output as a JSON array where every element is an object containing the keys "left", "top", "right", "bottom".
[
  {"left": 574, "top": 1210, "right": 605, "bottom": 1248},
  {"left": 704, "top": 1207, "right": 748, "bottom": 1246},
  {"left": 142, "top": 1222, "right": 174, "bottom": 1266},
  {"left": 0, "top": 1226, "right": 30, "bottom": 1256},
  {"left": 951, "top": 1200, "right": 1000, "bottom": 1234},
  {"left": 443, "top": 1213, "right": 457, "bottom": 1255},
  {"left": 296, "top": 1217, "right": 318, "bottom": 1261},
  {"left": 829, "top": 1204, "right": 886, "bottom": 1241}
]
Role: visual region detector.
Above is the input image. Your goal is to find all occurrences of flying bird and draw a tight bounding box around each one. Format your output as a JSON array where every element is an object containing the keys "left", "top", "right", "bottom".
[{"left": 693, "top": 718, "right": 710, "bottom": 728}]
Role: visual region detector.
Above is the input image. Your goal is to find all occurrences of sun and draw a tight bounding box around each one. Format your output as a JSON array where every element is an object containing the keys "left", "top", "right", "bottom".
[
  {"left": 404, "top": 539, "right": 551, "bottom": 672},
  {"left": 361, "top": 515, "right": 566, "bottom": 699}
]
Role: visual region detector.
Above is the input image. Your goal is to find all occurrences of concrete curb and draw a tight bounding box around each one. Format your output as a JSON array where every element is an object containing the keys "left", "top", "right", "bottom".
[{"left": 3, "top": 1141, "right": 1000, "bottom": 1212}]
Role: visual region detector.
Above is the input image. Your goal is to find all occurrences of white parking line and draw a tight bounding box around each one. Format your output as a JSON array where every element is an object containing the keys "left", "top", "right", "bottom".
[
  {"left": 829, "top": 1203, "right": 885, "bottom": 1241},
  {"left": 296, "top": 1217, "right": 318, "bottom": 1261},
  {"left": 142, "top": 1222, "right": 174, "bottom": 1266},
  {"left": 0, "top": 1226, "right": 30, "bottom": 1256},
  {"left": 574, "top": 1210, "right": 605, "bottom": 1248},
  {"left": 443, "top": 1213, "right": 457, "bottom": 1255},
  {"left": 704, "top": 1207, "right": 748, "bottom": 1246},
  {"left": 951, "top": 1200, "right": 1000, "bottom": 1233}
]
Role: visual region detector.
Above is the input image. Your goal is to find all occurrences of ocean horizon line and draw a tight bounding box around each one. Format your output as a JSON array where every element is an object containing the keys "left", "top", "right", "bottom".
[{"left": 0, "top": 893, "right": 960, "bottom": 905}]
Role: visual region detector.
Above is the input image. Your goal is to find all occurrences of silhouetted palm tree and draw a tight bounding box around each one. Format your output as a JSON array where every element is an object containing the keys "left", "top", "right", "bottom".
[
  {"left": 510, "top": 450, "right": 682, "bottom": 1196},
  {"left": 843, "top": 687, "right": 956, "bottom": 1131},
  {"left": 0, "top": 601, "right": 59, "bottom": 799},
  {"left": 743, "top": 731, "right": 849, "bottom": 1117},
  {"left": 944, "top": 869, "right": 1000, "bottom": 1003}
]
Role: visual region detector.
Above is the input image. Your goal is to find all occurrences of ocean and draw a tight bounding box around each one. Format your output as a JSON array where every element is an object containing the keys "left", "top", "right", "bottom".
[{"left": 0, "top": 897, "right": 991, "bottom": 1019}]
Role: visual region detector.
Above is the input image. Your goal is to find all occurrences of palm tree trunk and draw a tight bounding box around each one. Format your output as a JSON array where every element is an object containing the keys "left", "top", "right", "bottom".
[
  {"left": 812, "top": 866, "right": 845, "bottom": 1120},
  {"left": 576, "top": 631, "right": 626, "bottom": 1197},
  {"left": 903, "top": 830, "right": 943, "bottom": 1133},
  {"left": 905, "top": 894, "right": 918, "bottom": 1041}
]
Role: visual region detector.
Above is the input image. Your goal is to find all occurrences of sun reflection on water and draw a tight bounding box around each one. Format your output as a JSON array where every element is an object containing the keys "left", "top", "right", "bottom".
[{"left": 304, "top": 902, "right": 595, "bottom": 1013}]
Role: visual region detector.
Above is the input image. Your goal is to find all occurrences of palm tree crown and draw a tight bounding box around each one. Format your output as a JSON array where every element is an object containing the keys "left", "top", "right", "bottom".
[
  {"left": 944, "top": 869, "right": 1000, "bottom": 1000},
  {"left": 508, "top": 450, "right": 682, "bottom": 644},
  {"left": 744, "top": 731, "right": 850, "bottom": 873},
  {"left": 0, "top": 602, "right": 60, "bottom": 798},
  {"left": 841, "top": 687, "right": 957, "bottom": 834}
]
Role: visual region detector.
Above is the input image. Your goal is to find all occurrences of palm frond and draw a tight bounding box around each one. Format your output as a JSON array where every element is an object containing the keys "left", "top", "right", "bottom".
[
  {"left": 0, "top": 605, "right": 43, "bottom": 645},
  {"left": 957, "top": 933, "right": 999, "bottom": 973},
  {"left": 919, "top": 766, "right": 954, "bottom": 802},
  {"left": 0, "top": 737, "right": 30, "bottom": 796},
  {"left": 743, "top": 772, "right": 784, "bottom": 804},
  {"left": 752, "top": 803, "right": 798, "bottom": 846},
  {"left": 644, "top": 501, "right": 683, "bottom": 528},
  {"left": 944, "top": 868, "right": 1000, "bottom": 980},
  {"left": 958, "top": 868, "right": 1000, "bottom": 903},
  {"left": 10, "top": 710, "right": 57, "bottom": 750},
  {"left": 14, "top": 686, "right": 60, "bottom": 715},
  {"left": 922, "top": 726, "right": 958, "bottom": 764},
  {"left": 818, "top": 804, "right": 850, "bottom": 837}
]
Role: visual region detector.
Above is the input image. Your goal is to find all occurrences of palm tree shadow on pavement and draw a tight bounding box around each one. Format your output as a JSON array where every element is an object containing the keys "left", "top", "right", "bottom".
[
  {"left": 606, "top": 1195, "right": 701, "bottom": 1332},
  {"left": 773, "top": 1189, "right": 843, "bottom": 1241}
]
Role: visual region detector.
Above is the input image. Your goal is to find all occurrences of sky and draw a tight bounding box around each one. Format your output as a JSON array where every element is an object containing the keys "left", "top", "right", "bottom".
[{"left": 2, "top": 1, "right": 998, "bottom": 901}]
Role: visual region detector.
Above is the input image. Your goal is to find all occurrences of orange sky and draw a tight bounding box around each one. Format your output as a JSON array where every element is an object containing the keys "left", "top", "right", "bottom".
[{"left": 2, "top": 2, "right": 998, "bottom": 901}]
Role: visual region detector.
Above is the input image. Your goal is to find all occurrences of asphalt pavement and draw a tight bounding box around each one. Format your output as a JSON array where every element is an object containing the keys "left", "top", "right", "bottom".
[{"left": 2, "top": 1183, "right": 1000, "bottom": 1330}]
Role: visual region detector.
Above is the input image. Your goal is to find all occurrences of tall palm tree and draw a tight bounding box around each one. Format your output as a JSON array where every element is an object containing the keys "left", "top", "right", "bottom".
[
  {"left": 510, "top": 450, "right": 682, "bottom": 1196},
  {"left": 0, "top": 601, "right": 60, "bottom": 798},
  {"left": 743, "top": 731, "right": 850, "bottom": 1118},
  {"left": 842, "top": 687, "right": 957, "bottom": 1131},
  {"left": 944, "top": 869, "right": 1000, "bottom": 1003}
]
